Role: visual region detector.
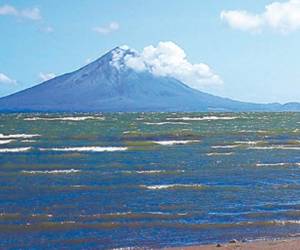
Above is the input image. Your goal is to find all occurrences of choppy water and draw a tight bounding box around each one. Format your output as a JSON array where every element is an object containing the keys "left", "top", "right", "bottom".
[{"left": 1, "top": 112, "right": 300, "bottom": 249}]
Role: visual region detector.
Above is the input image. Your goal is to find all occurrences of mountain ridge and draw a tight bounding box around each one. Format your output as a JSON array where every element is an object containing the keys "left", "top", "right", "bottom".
[{"left": 0, "top": 46, "right": 299, "bottom": 112}]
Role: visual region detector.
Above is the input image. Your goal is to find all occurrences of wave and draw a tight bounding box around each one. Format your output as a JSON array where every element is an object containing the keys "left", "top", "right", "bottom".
[
  {"left": 0, "top": 139, "right": 15, "bottom": 145},
  {"left": 234, "top": 141, "right": 264, "bottom": 145},
  {"left": 152, "top": 140, "right": 200, "bottom": 146},
  {"left": 207, "top": 152, "right": 234, "bottom": 156},
  {"left": 121, "top": 170, "right": 185, "bottom": 175},
  {"left": 24, "top": 116, "right": 104, "bottom": 121},
  {"left": 4, "top": 220, "right": 300, "bottom": 233},
  {"left": 211, "top": 145, "right": 238, "bottom": 149},
  {"left": 256, "top": 162, "right": 300, "bottom": 167},
  {"left": 21, "top": 139, "right": 36, "bottom": 143},
  {"left": 39, "top": 146, "right": 128, "bottom": 152},
  {"left": 140, "top": 184, "right": 204, "bottom": 190},
  {"left": 0, "top": 133, "right": 40, "bottom": 139},
  {"left": 144, "top": 121, "right": 189, "bottom": 125},
  {"left": 166, "top": 116, "right": 237, "bottom": 121},
  {"left": 248, "top": 146, "right": 300, "bottom": 150},
  {"left": 0, "top": 147, "right": 31, "bottom": 153},
  {"left": 21, "top": 169, "right": 81, "bottom": 174},
  {"left": 79, "top": 212, "right": 188, "bottom": 220},
  {"left": 238, "top": 130, "right": 269, "bottom": 134}
]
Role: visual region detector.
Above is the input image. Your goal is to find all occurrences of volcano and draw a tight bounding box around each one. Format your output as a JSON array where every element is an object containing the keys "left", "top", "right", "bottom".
[{"left": 0, "top": 46, "right": 298, "bottom": 112}]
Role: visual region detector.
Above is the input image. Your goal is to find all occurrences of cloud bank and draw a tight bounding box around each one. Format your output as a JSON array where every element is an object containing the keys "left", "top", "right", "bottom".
[
  {"left": 0, "top": 4, "right": 41, "bottom": 21},
  {"left": 122, "top": 41, "right": 222, "bottom": 90},
  {"left": 221, "top": 0, "right": 300, "bottom": 33},
  {"left": 93, "top": 22, "right": 119, "bottom": 35}
]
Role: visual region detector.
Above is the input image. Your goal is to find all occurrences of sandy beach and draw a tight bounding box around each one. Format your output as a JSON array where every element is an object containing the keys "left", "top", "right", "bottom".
[{"left": 170, "top": 238, "right": 300, "bottom": 250}]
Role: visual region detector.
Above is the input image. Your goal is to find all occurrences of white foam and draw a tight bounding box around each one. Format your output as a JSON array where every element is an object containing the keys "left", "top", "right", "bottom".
[
  {"left": 207, "top": 152, "right": 234, "bottom": 156},
  {"left": 211, "top": 145, "right": 238, "bottom": 149},
  {"left": 122, "top": 170, "right": 185, "bottom": 174},
  {"left": 140, "top": 184, "right": 204, "bottom": 190},
  {"left": 249, "top": 146, "right": 300, "bottom": 150},
  {"left": 24, "top": 116, "right": 104, "bottom": 121},
  {"left": 152, "top": 140, "right": 200, "bottom": 146},
  {"left": 39, "top": 146, "right": 128, "bottom": 152},
  {"left": 21, "top": 140, "right": 36, "bottom": 143},
  {"left": 256, "top": 162, "right": 300, "bottom": 167},
  {"left": 0, "top": 147, "right": 31, "bottom": 153},
  {"left": 256, "top": 163, "right": 289, "bottom": 167},
  {"left": 0, "top": 139, "right": 15, "bottom": 145},
  {"left": 22, "top": 169, "right": 81, "bottom": 174},
  {"left": 144, "top": 122, "right": 189, "bottom": 125},
  {"left": 0, "top": 133, "right": 40, "bottom": 139},
  {"left": 166, "top": 116, "right": 237, "bottom": 121},
  {"left": 238, "top": 130, "right": 268, "bottom": 133},
  {"left": 123, "top": 131, "right": 132, "bottom": 134},
  {"left": 234, "top": 141, "right": 263, "bottom": 145}
]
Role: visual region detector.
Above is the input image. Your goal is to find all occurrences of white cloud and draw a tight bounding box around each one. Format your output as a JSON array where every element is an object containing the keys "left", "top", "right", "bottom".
[
  {"left": 20, "top": 7, "right": 41, "bottom": 20},
  {"left": 41, "top": 26, "right": 54, "bottom": 33},
  {"left": 121, "top": 41, "right": 223, "bottom": 90},
  {"left": 0, "top": 73, "right": 17, "bottom": 85},
  {"left": 39, "top": 72, "right": 56, "bottom": 82},
  {"left": 0, "top": 5, "right": 18, "bottom": 16},
  {"left": 0, "top": 4, "right": 41, "bottom": 21},
  {"left": 93, "top": 21, "right": 119, "bottom": 35},
  {"left": 221, "top": 0, "right": 300, "bottom": 33},
  {"left": 220, "top": 10, "right": 263, "bottom": 32}
]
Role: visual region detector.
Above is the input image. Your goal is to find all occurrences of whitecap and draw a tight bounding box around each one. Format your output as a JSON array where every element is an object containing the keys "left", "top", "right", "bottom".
[
  {"left": 140, "top": 184, "right": 204, "bottom": 190},
  {"left": 144, "top": 122, "right": 189, "bottom": 125},
  {"left": 152, "top": 140, "right": 200, "bottom": 146},
  {"left": 234, "top": 141, "right": 264, "bottom": 145},
  {"left": 166, "top": 116, "right": 237, "bottom": 121},
  {"left": 122, "top": 170, "right": 185, "bottom": 174},
  {"left": 21, "top": 140, "right": 36, "bottom": 143},
  {"left": 207, "top": 152, "right": 234, "bottom": 156},
  {"left": 24, "top": 116, "right": 104, "bottom": 121},
  {"left": 0, "top": 133, "right": 40, "bottom": 139},
  {"left": 256, "top": 162, "right": 300, "bottom": 167},
  {"left": 21, "top": 169, "right": 81, "bottom": 174},
  {"left": 211, "top": 145, "right": 238, "bottom": 149},
  {"left": 0, "top": 139, "right": 15, "bottom": 145},
  {"left": 249, "top": 146, "right": 300, "bottom": 150},
  {"left": 39, "top": 146, "right": 128, "bottom": 152},
  {"left": 256, "top": 163, "right": 289, "bottom": 167},
  {"left": 0, "top": 147, "right": 32, "bottom": 153}
]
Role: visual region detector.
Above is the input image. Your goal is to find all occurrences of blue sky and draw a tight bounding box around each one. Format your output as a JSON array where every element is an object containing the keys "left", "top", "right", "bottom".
[{"left": 1, "top": 0, "right": 300, "bottom": 103}]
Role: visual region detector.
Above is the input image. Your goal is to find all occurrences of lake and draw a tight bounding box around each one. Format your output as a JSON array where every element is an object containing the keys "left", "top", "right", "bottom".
[{"left": 1, "top": 112, "right": 300, "bottom": 249}]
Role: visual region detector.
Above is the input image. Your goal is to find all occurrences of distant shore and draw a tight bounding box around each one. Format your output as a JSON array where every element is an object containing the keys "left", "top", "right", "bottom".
[{"left": 169, "top": 237, "right": 300, "bottom": 250}]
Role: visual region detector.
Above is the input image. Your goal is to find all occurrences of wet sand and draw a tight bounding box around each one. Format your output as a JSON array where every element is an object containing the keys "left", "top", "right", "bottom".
[{"left": 170, "top": 238, "right": 300, "bottom": 250}]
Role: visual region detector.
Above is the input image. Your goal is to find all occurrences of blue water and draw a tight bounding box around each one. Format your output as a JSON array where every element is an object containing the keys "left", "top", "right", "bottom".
[{"left": 1, "top": 112, "right": 300, "bottom": 249}]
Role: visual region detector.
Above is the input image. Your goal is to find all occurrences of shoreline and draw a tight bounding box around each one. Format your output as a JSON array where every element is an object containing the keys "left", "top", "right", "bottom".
[{"left": 169, "top": 237, "right": 300, "bottom": 250}]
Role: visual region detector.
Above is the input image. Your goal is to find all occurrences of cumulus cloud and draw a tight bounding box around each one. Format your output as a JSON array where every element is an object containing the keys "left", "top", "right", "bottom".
[
  {"left": 221, "top": 10, "right": 263, "bottom": 32},
  {"left": 93, "top": 21, "right": 119, "bottom": 35},
  {"left": 221, "top": 0, "right": 300, "bottom": 33},
  {"left": 121, "top": 41, "right": 223, "bottom": 89},
  {"left": 0, "top": 4, "right": 41, "bottom": 20},
  {"left": 39, "top": 72, "right": 56, "bottom": 82},
  {"left": 0, "top": 73, "right": 17, "bottom": 85}
]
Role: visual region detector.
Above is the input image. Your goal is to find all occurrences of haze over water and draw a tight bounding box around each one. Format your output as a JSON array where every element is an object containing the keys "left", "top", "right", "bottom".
[{"left": 2, "top": 112, "right": 300, "bottom": 249}]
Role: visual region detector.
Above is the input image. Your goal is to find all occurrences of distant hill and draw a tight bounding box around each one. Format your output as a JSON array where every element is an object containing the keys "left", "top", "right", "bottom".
[{"left": 0, "top": 46, "right": 298, "bottom": 112}]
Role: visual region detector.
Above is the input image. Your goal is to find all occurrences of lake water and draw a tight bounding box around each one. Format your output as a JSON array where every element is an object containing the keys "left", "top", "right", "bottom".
[{"left": 1, "top": 112, "right": 300, "bottom": 249}]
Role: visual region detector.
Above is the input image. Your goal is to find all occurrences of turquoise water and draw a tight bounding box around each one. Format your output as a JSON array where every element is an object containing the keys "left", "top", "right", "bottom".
[{"left": 1, "top": 112, "right": 300, "bottom": 249}]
